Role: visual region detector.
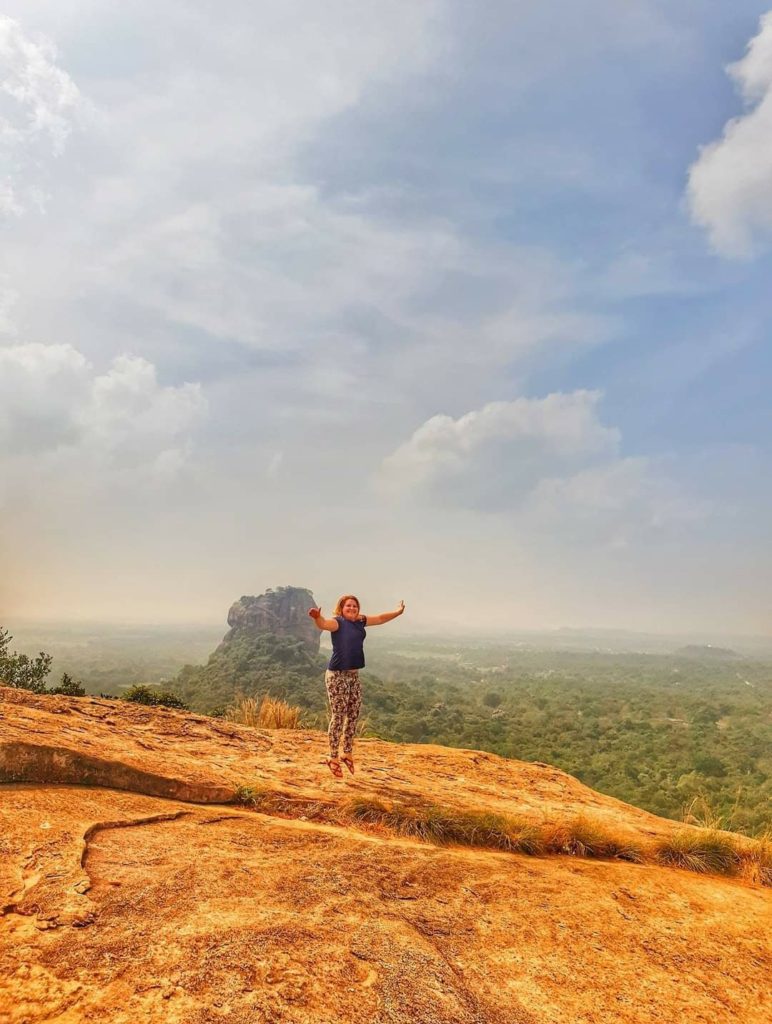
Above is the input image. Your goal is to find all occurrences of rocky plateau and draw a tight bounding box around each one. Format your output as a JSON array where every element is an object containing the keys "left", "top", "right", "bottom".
[{"left": 0, "top": 685, "right": 770, "bottom": 1024}]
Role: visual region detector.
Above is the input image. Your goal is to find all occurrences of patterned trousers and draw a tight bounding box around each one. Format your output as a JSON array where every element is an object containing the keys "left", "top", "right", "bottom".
[{"left": 325, "top": 669, "right": 362, "bottom": 758}]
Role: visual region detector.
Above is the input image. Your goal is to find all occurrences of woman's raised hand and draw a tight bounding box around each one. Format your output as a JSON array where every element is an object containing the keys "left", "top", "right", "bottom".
[
  {"left": 396, "top": 600, "right": 405, "bottom": 615},
  {"left": 308, "top": 607, "right": 321, "bottom": 619}
]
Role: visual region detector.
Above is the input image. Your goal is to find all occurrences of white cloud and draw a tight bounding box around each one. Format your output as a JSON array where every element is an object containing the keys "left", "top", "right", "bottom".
[
  {"left": 687, "top": 11, "right": 772, "bottom": 257},
  {"left": 376, "top": 390, "right": 619, "bottom": 504},
  {"left": 0, "top": 343, "right": 206, "bottom": 473},
  {"left": 728, "top": 11, "right": 772, "bottom": 103},
  {"left": 376, "top": 392, "right": 706, "bottom": 544},
  {"left": 0, "top": 15, "right": 83, "bottom": 215}
]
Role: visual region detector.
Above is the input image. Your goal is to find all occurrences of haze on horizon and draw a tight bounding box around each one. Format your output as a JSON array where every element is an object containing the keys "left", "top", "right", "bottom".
[{"left": 1, "top": 2, "right": 771, "bottom": 638}]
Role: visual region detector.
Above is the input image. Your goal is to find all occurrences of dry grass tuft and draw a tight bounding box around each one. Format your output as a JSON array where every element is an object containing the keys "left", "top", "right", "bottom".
[
  {"left": 348, "top": 800, "right": 645, "bottom": 862},
  {"left": 355, "top": 713, "right": 376, "bottom": 738},
  {"left": 654, "top": 829, "right": 744, "bottom": 876},
  {"left": 541, "top": 816, "right": 645, "bottom": 862},
  {"left": 681, "top": 796, "right": 723, "bottom": 831},
  {"left": 738, "top": 831, "right": 772, "bottom": 886},
  {"left": 226, "top": 694, "right": 302, "bottom": 729},
  {"left": 675, "top": 796, "right": 772, "bottom": 883}
]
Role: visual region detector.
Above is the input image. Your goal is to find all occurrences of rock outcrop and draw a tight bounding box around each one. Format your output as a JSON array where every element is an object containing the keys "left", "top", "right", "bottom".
[
  {"left": 1, "top": 686, "right": 770, "bottom": 1024},
  {"left": 223, "top": 585, "right": 320, "bottom": 654}
]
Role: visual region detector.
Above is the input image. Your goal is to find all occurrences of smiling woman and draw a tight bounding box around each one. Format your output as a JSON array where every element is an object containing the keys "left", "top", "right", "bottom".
[{"left": 309, "top": 594, "right": 405, "bottom": 778}]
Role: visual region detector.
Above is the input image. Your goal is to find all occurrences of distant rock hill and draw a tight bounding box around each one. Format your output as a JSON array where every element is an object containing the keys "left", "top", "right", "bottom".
[
  {"left": 1, "top": 685, "right": 770, "bottom": 1024},
  {"left": 223, "top": 585, "right": 320, "bottom": 654},
  {"left": 172, "top": 586, "right": 323, "bottom": 712},
  {"left": 675, "top": 644, "right": 741, "bottom": 660}
]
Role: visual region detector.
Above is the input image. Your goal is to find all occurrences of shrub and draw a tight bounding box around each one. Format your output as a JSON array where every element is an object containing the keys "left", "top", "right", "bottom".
[
  {"left": 47, "top": 673, "right": 86, "bottom": 697},
  {"left": 123, "top": 684, "right": 189, "bottom": 710},
  {"left": 234, "top": 784, "right": 262, "bottom": 806}
]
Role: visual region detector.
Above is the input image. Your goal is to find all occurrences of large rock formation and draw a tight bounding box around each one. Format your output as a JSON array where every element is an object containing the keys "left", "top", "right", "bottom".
[
  {"left": 1, "top": 685, "right": 770, "bottom": 1024},
  {"left": 223, "top": 585, "right": 320, "bottom": 654}
]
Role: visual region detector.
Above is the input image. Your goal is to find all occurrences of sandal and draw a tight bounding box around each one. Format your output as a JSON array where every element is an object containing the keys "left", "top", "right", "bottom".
[
  {"left": 341, "top": 756, "right": 355, "bottom": 775},
  {"left": 326, "top": 758, "right": 343, "bottom": 779}
]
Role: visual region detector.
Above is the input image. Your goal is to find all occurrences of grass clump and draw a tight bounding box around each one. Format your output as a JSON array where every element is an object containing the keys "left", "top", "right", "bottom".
[
  {"left": 654, "top": 829, "right": 743, "bottom": 876},
  {"left": 348, "top": 798, "right": 541, "bottom": 856},
  {"left": 677, "top": 796, "right": 772, "bottom": 884},
  {"left": 234, "top": 784, "right": 263, "bottom": 807},
  {"left": 226, "top": 694, "right": 302, "bottom": 729},
  {"left": 542, "top": 816, "right": 645, "bottom": 862},
  {"left": 347, "top": 799, "right": 648, "bottom": 863},
  {"left": 738, "top": 832, "right": 772, "bottom": 886}
]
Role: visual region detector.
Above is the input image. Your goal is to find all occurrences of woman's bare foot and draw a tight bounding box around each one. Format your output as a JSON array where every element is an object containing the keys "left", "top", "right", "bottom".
[
  {"left": 326, "top": 758, "right": 343, "bottom": 779},
  {"left": 341, "top": 756, "right": 355, "bottom": 775}
]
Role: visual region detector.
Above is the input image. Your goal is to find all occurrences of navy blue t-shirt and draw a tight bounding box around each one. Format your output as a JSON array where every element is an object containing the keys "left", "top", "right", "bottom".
[{"left": 328, "top": 615, "right": 367, "bottom": 670}]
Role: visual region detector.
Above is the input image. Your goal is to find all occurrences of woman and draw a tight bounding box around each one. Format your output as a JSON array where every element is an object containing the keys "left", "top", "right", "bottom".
[{"left": 309, "top": 594, "right": 405, "bottom": 778}]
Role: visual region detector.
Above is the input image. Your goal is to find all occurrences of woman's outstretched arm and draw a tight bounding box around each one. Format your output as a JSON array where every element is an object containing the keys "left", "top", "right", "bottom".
[
  {"left": 364, "top": 601, "right": 405, "bottom": 627},
  {"left": 308, "top": 607, "right": 340, "bottom": 632}
]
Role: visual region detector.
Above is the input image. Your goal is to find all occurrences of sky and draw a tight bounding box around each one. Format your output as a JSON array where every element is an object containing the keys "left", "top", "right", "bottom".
[{"left": 1, "top": 1, "right": 771, "bottom": 635}]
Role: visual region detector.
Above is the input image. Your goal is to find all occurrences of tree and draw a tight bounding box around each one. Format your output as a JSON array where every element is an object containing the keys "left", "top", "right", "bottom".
[
  {"left": 48, "top": 673, "right": 86, "bottom": 697},
  {"left": 694, "top": 755, "right": 727, "bottom": 778},
  {"left": 0, "top": 628, "right": 53, "bottom": 693}
]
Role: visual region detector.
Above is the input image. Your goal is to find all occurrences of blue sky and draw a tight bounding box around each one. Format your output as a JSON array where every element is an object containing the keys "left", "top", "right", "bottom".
[{"left": 1, "top": 1, "right": 771, "bottom": 634}]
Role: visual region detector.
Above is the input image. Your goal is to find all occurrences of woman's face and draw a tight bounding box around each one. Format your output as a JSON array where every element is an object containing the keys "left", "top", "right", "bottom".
[{"left": 341, "top": 599, "right": 360, "bottom": 621}]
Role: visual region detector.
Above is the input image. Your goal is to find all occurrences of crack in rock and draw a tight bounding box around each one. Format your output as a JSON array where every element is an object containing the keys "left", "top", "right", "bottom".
[{"left": 80, "top": 811, "right": 193, "bottom": 868}]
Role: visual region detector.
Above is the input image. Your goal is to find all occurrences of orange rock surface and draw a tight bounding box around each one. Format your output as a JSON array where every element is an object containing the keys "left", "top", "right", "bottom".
[{"left": 1, "top": 686, "right": 770, "bottom": 1023}]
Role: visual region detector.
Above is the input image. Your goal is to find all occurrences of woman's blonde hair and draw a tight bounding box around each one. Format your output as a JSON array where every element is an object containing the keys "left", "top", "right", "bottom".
[{"left": 334, "top": 594, "right": 361, "bottom": 616}]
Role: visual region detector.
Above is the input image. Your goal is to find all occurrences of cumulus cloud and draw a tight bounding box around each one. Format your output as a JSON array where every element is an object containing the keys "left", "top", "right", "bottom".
[
  {"left": 376, "top": 392, "right": 705, "bottom": 541},
  {"left": 376, "top": 391, "right": 620, "bottom": 505},
  {"left": 0, "top": 15, "right": 83, "bottom": 215},
  {"left": 0, "top": 343, "right": 206, "bottom": 475},
  {"left": 687, "top": 11, "right": 772, "bottom": 257}
]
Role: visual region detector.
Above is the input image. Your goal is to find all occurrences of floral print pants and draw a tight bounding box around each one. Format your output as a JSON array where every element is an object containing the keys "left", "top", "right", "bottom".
[{"left": 325, "top": 669, "right": 362, "bottom": 758}]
